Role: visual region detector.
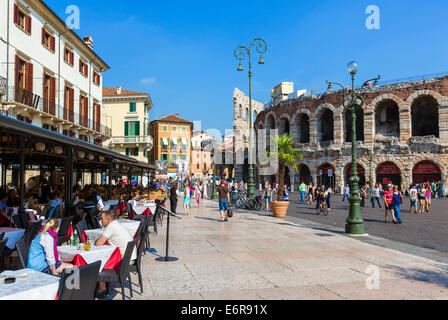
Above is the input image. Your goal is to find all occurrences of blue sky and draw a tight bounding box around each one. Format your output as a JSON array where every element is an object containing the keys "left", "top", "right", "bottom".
[{"left": 46, "top": 0, "right": 448, "bottom": 137}]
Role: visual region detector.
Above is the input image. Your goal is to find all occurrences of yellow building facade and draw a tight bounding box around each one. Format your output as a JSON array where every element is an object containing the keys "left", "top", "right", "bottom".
[
  {"left": 103, "top": 86, "right": 153, "bottom": 164},
  {"left": 149, "top": 114, "right": 193, "bottom": 179}
]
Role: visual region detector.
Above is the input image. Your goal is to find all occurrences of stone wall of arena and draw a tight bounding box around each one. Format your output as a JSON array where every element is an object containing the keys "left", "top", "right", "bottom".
[{"left": 255, "top": 76, "right": 448, "bottom": 191}]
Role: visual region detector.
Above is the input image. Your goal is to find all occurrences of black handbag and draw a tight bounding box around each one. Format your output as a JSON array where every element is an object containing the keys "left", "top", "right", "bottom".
[{"left": 227, "top": 209, "right": 233, "bottom": 218}]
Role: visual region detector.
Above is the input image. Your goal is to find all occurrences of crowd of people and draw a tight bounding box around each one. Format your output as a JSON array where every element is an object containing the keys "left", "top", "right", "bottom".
[{"left": 291, "top": 179, "right": 445, "bottom": 224}]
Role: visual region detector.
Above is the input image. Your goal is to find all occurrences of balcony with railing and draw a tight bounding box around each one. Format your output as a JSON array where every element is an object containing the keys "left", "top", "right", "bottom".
[
  {"left": 110, "top": 135, "right": 154, "bottom": 145},
  {"left": 2, "top": 86, "right": 111, "bottom": 138}
]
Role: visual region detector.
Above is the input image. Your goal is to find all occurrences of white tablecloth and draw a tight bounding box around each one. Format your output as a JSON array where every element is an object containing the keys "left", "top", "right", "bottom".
[
  {"left": 57, "top": 245, "right": 116, "bottom": 271},
  {"left": 132, "top": 203, "right": 156, "bottom": 215},
  {"left": 0, "top": 228, "right": 25, "bottom": 249},
  {"left": 84, "top": 220, "right": 140, "bottom": 243},
  {"left": 0, "top": 269, "right": 60, "bottom": 300}
]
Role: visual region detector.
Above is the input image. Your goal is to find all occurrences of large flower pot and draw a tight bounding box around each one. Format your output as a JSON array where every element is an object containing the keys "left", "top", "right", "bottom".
[{"left": 270, "top": 201, "right": 290, "bottom": 218}]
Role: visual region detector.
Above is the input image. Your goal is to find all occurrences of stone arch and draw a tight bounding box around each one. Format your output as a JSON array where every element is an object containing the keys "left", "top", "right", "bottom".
[
  {"left": 277, "top": 113, "right": 291, "bottom": 135},
  {"left": 406, "top": 90, "right": 444, "bottom": 106},
  {"left": 343, "top": 107, "right": 364, "bottom": 142},
  {"left": 343, "top": 161, "right": 367, "bottom": 187},
  {"left": 410, "top": 94, "right": 439, "bottom": 137},
  {"left": 412, "top": 159, "right": 442, "bottom": 184},
  {"left": 314, "top": 105, "right": 335, "bottom": 142},
  {"left": 297, "top": 163, "right": 311, "bottom": 185},
  {"left": 292, "top": 109, "right": 311, "bottom": 143},
  {"left": 313, "top": 103, "right": 337, "bottom": 118},
  {"left": 375, "top": 99, "right": 400, "bottom": 138},
  {"left": 368, "top": 94, "right": 404, "bottom": 113},
  {"left": 265, "top": 112, "right": 277, "bottom": 129},
  {"left": 375, "top": 160, "right": 404, "bottom": 189}
]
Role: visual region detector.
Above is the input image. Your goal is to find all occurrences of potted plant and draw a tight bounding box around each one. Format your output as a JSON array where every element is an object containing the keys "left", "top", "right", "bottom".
[{"left": 268, "top": 134, "right": 302, "bottom": 218}]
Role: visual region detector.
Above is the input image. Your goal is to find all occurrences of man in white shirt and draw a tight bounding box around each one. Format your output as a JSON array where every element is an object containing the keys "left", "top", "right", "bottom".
[
  {"left": 95, "top": 210, "right": 137, "bottom": 296},
  {"left": 96, "top": 210, "right": 136, "bottom": 260}
]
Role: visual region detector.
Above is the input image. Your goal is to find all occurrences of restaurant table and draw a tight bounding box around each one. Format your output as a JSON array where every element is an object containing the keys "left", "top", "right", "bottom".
[
  {"left": 103, "top": 200, "right": 119, "bottom": 211},
  {"left": 0, "top": 227, "right": 25, "bottom": 249},
  {"left": 58, "top": 244, "right": 121, "bottom": 271},
  {"left": 132, "top": 203, "right": 156, "bottom": 216},
  {"left": 0, "top": 269, "right": 60, "bottom": 300},
  {"left": 84, "top": 219, "right": 140, "bottom": 243}
]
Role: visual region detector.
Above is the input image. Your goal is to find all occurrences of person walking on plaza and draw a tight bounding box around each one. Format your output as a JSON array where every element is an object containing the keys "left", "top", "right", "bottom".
[
  {"left": 383, "top": 184, "right": 397, "bottom": 223},
  {"left": 409, "top": 184, "right": 418, "bottom": 214},
  {"left": 437, "top": 180, "right": 444, "bottom": 198},
  {"left": 360, "top": 185, "right": 366, "bottom": 208},
  {"left": 299, "top": 181, "right": 307, "bottom": 202},
  {"left": 194, "top": 183, "right": 202, "bottom": 208},
  {"left": 169, "top": 183, "right": 178, "bottom": 214},
  {"left": 307, "top": 183, "right": 314, "bottom": 205},
  {"left": 342, "top": 184, "right": 350, "bottom": 202},
  {"left": 262, "top": 182, "right": 272, "bottom": 212},
  {"left": 417, "top": 184, "right": 426, "bottom": 214},
  {"left": 216, "top": 179, "right": 230, "bottom": 222},
  {"left": 371, "top": 184, "right": 382, "bottom": 208},
  {"left": 392, "top": 185, "right": 403, "bottom": 224},
  {"left": 183, "top": 183, "right": 190, "bottom": 215},
  {"left": 425, "top": 182, "right": 432, "bottom": 212}
]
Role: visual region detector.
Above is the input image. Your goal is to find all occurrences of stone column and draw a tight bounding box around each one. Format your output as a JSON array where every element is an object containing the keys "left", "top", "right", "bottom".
[
  {"left": 364, "top": 109, "right": 375, "bottom": 146},
  {"left": 333, "top": 111, "right": 344, "bottom": 145},
  {"left": 309, "top": 119, "right": 318, "bottom": 147},
  {"left": 438, "top": 104, "right": 448, "bottom": 144},
  {"left": 290, "top": 120, "right": 298, "bottom": 144},
  {"left": 400, "top": 103, "right": 412, "bottom": 143}
]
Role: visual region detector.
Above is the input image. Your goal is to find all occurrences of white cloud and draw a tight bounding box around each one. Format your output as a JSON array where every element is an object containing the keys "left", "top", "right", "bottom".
[{"left": 140, "top": 77, "right": 156, "bottom": 86}]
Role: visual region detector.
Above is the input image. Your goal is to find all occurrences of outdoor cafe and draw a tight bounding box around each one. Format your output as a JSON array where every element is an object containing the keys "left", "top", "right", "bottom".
[{"left": 0, "top": 113, "right": 165, "bottom": 300}]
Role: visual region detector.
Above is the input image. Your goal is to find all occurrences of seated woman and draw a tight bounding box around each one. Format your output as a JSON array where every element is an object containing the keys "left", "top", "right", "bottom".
[{"left": 27, "top": 219, "right": 74, "bottom": 275}]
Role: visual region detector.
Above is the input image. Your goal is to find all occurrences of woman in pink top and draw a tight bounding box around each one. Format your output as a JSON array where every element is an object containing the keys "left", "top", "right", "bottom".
[
  {"left": 425, "top": 182, "right": 432, "bottom": 212},
  {"left": 383, "top": 184, "right": 397, "bottom": 223}
]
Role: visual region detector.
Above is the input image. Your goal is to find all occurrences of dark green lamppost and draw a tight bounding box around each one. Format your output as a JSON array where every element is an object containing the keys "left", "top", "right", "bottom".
[
  {"left": 211, "top": 149, "right": 217, "bottom": 200},
  {"left": 326, "top": 61, "right": 380, "bottom": 235},
  {"left": 234, "top": 38, "right": 267, "bottom": 199},
  {"left": 368, "top": 149, "right": 374, "bottom": 200}
]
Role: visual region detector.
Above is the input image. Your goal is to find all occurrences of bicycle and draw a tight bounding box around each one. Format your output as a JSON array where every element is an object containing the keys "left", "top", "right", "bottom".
[{"left": 315, "top": 199, "right": 329, "bottom": 216}]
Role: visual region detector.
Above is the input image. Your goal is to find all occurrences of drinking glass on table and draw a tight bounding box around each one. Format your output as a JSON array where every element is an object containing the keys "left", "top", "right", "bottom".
[{"left": 85, "top": 241, "right": 91, "bottom": 251}]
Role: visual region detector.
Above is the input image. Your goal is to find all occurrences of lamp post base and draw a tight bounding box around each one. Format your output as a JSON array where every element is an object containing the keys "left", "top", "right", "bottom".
[{"left": 345, "top": 222, "right": 365, "bottom": 235}]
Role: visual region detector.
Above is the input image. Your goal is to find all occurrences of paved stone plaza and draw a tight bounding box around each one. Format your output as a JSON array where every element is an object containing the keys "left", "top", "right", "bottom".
[{"left": 108, "top": 199, "right": 448, "bottom": 300}]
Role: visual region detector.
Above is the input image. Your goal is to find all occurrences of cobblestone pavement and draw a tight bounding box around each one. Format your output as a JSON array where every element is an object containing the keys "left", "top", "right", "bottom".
[{"left": 109, "top": 198, "right": 448, "bottom": 300}]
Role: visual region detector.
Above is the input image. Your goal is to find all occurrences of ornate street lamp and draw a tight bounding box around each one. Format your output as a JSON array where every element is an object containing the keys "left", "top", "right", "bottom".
[
  {"left": 234, "top": 37, "right": 267, "bottom": 199},
  {"left": 326, "top": 61, "right": 380, "bottom": 235}
]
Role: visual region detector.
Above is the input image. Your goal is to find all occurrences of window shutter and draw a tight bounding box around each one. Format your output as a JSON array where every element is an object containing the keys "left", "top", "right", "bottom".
[
  {"left": 50, "top": 77, "right": 56, "bottom": 103},
  {"left": 26, "top": 62, "right": 33, "bottom": 93},
  {"left": 84, "top": 64, "right": 88, "bottom": 76},
  {"left": 41, "top": 28, "right": 45, "bottom": 45},
  {"left": 69, "top": 88, "right": 74, "bottom": 113},
  {"left": 70, "top": 52, "right": 74, "bottom": 66},
  {"left": 50, "top": 36, "right": 55, "bottom": 51},
  {"left": 96, "top": 103, "right": 101, "bottom": 128},
  {"left": 125, "top": 148, "right": 129, "bottom": 156},
  {"left": 135, "top": 121, "right": 140, "bottom": 136},
  {"left": 134, "top": 148, "right": 139, "bottom": 156},
  {"left": 14, "top": 5, "right": 19, "bottom": 25},
  {"left": 26, "top": 15, "right": 31, "bottom": 34},
  {"left": 124, "top": 121, "right": 129, "bottom": 136},
  {"left": 79, "top": 59, "right": 82, "bottom": 73}
]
